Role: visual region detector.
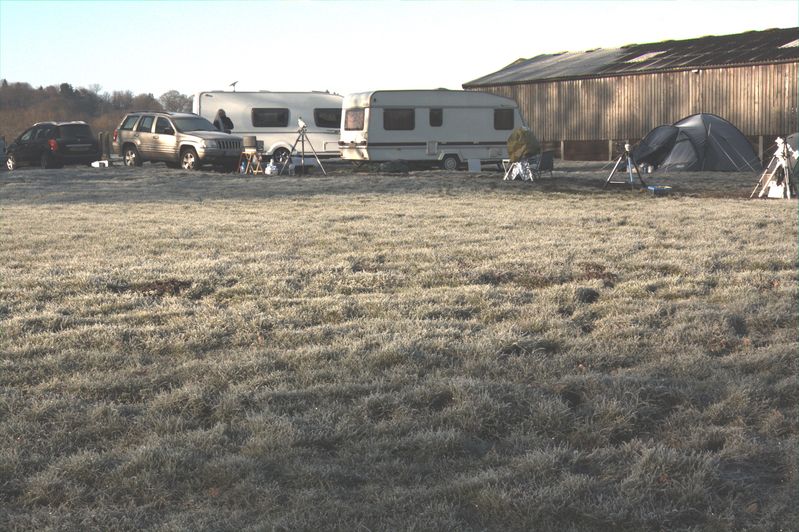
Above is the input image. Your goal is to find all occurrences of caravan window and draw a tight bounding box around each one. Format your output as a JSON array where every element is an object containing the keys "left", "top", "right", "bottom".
[
  {"left": 494, "top": 109, "right": 514, "bottom": 130},
  {"left": 345, "top": 108, "right": 365, "bottom": 131},
  {"left": 384, "top": 109, "right": 415, "bottom": 130},
  {"left": 252, "top": 108, "right": 289, "bottom": 128},
  {"left": 314, "top": 108, "right": 341, "bottom": 128},
  {"left": 429, "top": 108, "right": 443, "bottom": 127}
]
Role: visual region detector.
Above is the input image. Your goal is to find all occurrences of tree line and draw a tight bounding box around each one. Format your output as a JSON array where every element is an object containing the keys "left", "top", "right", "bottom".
[{"left": 0, "top": 79, "right": 193, "bottom": 142}]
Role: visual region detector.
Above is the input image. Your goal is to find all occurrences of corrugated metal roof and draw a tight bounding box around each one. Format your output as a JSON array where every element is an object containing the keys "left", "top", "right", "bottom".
[{"left": 464, "top": 27, "right": 799, "bottom": 87}]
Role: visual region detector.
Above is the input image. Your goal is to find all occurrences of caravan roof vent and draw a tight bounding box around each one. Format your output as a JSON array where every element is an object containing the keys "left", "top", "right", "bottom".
[
  {"left": 626, "top": 51, "right": 665, "bottom": 63},
  {"left": 779, "top": 39, "right": 799, "bottom": 48}
]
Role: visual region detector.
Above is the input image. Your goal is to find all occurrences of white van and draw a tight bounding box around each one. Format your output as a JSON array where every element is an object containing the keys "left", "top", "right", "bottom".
[
  {"left": 339, "top": 90, "right": 527, "bottom": 169},
  {"left": 193, "top": 91, "right": 343, "bottom": 163}
]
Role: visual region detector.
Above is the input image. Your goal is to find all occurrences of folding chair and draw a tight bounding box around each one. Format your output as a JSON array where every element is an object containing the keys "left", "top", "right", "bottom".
[
  {"left": 531, "top": 150, "right": 554, "bottom": 179},
  {"left": 503, "top": 158, "right": 535, "bottom": 181},
  {"left": 238, "top": 135, "right": 264, "bottom": 174}
]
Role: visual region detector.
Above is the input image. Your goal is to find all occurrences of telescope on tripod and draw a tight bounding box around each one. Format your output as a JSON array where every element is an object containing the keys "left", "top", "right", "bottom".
[
  {"left": 279, "top": 117, "right": 327, "bottom": 176},
  {"left": 750, "top": 136, "right": 796, "bottom": 199},
  {"left": 605, "top": 142, "right": 647, "bottom": 189}
]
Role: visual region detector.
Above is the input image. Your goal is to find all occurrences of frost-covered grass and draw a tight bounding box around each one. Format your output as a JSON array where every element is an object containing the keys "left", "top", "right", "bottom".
[{"left": 1, "top": 163, "right": 796, "bottom": 530}]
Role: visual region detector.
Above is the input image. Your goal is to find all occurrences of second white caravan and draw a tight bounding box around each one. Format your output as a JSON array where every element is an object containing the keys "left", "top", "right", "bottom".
[
  {"left": 193, "top": 91, "right": 344, "bottom": 162},
  {"left": 339, "top": 90, "right": 527, "bottom": 169}
]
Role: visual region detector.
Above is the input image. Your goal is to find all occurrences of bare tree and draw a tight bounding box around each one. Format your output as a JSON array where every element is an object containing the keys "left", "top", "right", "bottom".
[
  {"left": 111, "top": 90, "right": 134, "bottom": 109},
  {"left": 159, "top": 90, "right": 192, "bottom": 112},
  {"left": 131, "top": 93, "right": 163, "bottom": 111}
]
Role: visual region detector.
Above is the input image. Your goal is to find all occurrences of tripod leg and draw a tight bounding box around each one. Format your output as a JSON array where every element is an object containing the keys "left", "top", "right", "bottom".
[
  {"left": 279, "top": 134, "right": 303, "bottom": 175},
  {"left": 302, "top": 132, "right": 328, "bottom": 176},
  {"left": 627, "top": 156, "right": 635, "bottom": 189},
  {"left": 300, "top": 135, "right": 305, "bottom": 175},
  {"left": 784, "top": 163, "right": 793, "bottom": 199},
  {"left": 632, "top": 161, "right": 646, "bottom": 187},
  {"left": 604, "top": 155, "right": 624, "bottom": 187},
  {"left": 753, "top": 157, "right": 777, "bottom": 198},
  {"left": 750, "top": 171, "right": 766, "bottom": 198}
]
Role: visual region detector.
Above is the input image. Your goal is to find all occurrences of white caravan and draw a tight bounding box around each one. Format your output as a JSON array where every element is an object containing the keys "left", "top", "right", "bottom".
[
  {"left": 339, "top": 90, "right": 527, "bottom": 169},
  {"left": 193, "top": 91, "right": 343, "bottom": 162}
]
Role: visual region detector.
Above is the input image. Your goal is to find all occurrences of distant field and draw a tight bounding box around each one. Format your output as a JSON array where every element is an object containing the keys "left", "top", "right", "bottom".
[{"left": 1, "top": 162, "right": 796, "bottom": 530}]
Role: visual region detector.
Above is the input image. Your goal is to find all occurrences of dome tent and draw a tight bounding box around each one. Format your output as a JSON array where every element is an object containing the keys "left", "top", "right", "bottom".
[
  {"left": 632, "top": 125, "right": 679, "bottom": 167},
  {"left": 634, "top": 113, "right": 760, "bottom": 172},
  {"left": 786, "top": 132, "right": 798, "bottom": 154}
]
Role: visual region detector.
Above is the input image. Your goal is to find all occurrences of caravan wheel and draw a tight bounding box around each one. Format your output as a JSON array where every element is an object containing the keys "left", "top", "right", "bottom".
[
  {"left": 272, "top": 148, "right": 290, "bottom": 165},
  {"left": 441, "top": 154, "right": 460, "bottom": 171}
]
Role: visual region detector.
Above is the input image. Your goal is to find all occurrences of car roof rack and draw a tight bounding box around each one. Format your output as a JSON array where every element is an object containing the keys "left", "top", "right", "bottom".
[
  {"left": 126, "top": 111, "right": 199, "bottom": 116},
  {"left": 32, "top": 120, "right": 89, "bottom": 126}
]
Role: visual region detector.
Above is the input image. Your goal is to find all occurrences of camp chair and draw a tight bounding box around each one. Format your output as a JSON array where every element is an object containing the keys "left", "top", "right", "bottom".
[
  {"left": 503, "top": 158, "right": 535, "bottom": 181},
  {"left": 531, "top": 150, "right": 554, "bottom": 179},
  {"left": 238, "top": 135, "right": 264, "bottom": 174}
]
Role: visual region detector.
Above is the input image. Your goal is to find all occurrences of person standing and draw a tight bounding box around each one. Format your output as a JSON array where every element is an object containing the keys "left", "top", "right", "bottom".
[{"left": 213, "top": 109, "right": 234, "bottom": 133}]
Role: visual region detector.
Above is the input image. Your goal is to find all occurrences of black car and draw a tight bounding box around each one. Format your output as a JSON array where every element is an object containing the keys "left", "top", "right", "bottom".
[{"left": 5, "top": 121, "right": 101, "bottom": 170}]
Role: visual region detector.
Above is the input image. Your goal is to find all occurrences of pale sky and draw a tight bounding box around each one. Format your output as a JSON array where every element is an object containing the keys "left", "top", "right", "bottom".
[{"left": 0, "top": 0, "right": 796, "bottom": 98}]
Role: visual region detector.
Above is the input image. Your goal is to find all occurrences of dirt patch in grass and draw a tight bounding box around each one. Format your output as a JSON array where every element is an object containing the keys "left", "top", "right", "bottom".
[
  {"left": 578, "top": 262, "right": 619, "bottom": 287},
  {"left": 105, "top": 278, "right": 193, "bottom": 297}
]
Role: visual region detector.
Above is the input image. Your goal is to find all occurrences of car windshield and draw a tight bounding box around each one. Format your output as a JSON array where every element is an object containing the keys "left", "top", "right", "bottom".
[
  {"left": 57, "top": 124, "right": 93, "bottom": 139},
  {"left": 172, "top": 116, "right": 217, "bottom": 133}
]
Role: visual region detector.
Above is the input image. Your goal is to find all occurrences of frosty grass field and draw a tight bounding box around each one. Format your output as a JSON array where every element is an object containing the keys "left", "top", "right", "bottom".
[{"left": 0, "top": 161, "right": 796, "bottom": 530}]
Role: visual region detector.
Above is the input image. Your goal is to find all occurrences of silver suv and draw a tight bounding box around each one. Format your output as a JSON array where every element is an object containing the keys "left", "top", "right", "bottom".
[{"left": 113, "top": 112, "right": 243, "bottom": 170}]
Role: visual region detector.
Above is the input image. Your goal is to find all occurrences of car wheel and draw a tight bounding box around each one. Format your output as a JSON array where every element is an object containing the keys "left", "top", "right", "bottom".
[
  {"left": 181, "top": 147, "right": 199, "bottom": 170},
  {"left": 123, "top": 145, "right": 142, "bottom": 167},
  {"left": 441, "top": 154, "right": 459, "bottom": 171},
  {"left": 272, "top": 148, "right": 290, "bottom": 165},
  {"left": 6, "top": 154, "right": 16, "bottom": 171}
]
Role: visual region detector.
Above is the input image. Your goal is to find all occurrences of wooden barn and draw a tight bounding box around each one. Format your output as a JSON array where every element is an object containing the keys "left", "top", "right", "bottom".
[{"left": 463, "top": 27, "right": 799, "bottom": 161}]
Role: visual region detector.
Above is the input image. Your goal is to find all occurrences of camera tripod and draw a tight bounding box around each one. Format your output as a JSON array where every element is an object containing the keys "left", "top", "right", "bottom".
[
  {"left": 279, "top": 120, "right": 327, "bottom": 176},
  {"left": 605, "top": 142, "right": 647, "bottom": 189},
  {"left": 750, "top": 137, "right": 795, "bottom": 199}
]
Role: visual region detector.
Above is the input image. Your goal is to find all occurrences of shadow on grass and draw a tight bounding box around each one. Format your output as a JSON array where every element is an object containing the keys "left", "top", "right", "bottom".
[{"left": 0, "top": 160, "right": 765, "bottom": 205}]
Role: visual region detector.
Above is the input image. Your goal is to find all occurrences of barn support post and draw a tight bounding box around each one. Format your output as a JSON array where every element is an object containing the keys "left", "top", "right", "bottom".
[
  {"left": 560, "top": 140, "right": 565, "bottom": 161},
  {"left": 758, "top": 136, "right": 764, "bottom": 163},
  {"left": 608, "top": 139, "right": 613, "bottom": 161}
]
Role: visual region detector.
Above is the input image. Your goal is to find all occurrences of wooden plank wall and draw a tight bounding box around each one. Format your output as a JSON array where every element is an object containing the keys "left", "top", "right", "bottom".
[{"left": 473, "top": 63, "right": 798, "bottom": 159}]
